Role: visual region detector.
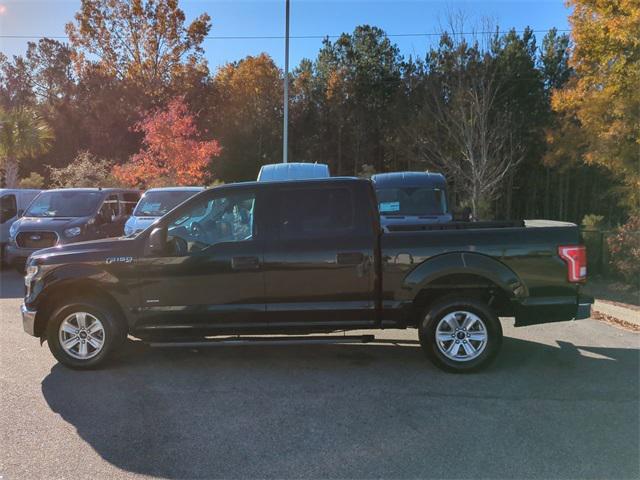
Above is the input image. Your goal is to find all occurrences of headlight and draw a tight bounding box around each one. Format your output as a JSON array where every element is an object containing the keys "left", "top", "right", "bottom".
[
  {"left": 9, "top": 221, "right": 19, "bottom": 239},
  {"left": 124, "top": 225, "right": 133, "bottom": 236},
  {"left": 24, "top": 265, "right": 38, "bottom": 287},
  {"left": 64, "top": 226, "right": 82, "bottom": 238}
]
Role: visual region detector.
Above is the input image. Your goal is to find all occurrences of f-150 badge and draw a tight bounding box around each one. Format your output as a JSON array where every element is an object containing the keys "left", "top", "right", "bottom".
[{"left": 106, "top": 256, "right": 134, "bottom": 264}]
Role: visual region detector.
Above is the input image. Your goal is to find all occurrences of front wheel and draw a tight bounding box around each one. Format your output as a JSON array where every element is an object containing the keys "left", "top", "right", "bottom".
[
  {"left": 419, "top": 297, "right": 503, "bottom": 373},
  {"left": 47, "top": 299, "right": 125, "bottom": 369}
]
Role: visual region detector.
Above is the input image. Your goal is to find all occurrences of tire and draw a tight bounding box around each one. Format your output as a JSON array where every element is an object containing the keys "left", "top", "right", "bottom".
[
  {"left": 419, "top": 296, "right": 503, "bottom": 373},
  {"left": 46, "top": 298, "right": 126, "bottom": 369}
]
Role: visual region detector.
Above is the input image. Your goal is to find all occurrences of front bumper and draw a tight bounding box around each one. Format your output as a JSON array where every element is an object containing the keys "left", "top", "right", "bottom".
[
  {"left": 21, "top": 304, "right": 38, "bottom": 337},
  {"left": 6, "top": 245, "right": 38, "bottom": 265}
]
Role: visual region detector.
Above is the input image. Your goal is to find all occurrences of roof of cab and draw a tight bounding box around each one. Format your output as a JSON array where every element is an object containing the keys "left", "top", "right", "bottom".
[
  {"left": 144, "top": 186, "right": 205, "bottom": 192},
  {"left": 371, "top": 171, "right": 446, "bottom": 187},
  {"left": 39, "top": 188, "right": 140, "bottom": 193},
  {"left": 257, "top": 162, "right": 330, "bottom": 182},
  {"left": 203, "top": 176, "right": 364, "bottom": 192},
  {"left": 0, "top": 188, "right": 42, "bottom": 193}
]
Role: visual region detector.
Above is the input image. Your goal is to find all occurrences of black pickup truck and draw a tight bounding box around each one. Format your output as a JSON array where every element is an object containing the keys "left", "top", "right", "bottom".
[{"left": 21, "top": 178, "right": 592, "bottom": 372}]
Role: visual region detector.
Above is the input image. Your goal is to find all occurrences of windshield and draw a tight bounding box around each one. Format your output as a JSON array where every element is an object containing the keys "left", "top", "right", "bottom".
[
  {"left": 134, "top": 190, "right": 200, "bottom": 217},
  {"left": 25, "top": 191, "right": 104, "bottom": 217},
  {"left": 376, "top": 187, "right": 447, "bottom": 216}
]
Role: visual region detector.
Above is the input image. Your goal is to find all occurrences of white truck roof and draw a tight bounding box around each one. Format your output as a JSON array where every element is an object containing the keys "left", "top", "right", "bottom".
[{"left": 257, "top": 163, "right": 330, "bottom": 182}]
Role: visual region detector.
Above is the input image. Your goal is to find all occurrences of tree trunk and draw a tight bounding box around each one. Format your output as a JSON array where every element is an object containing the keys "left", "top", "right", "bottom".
[
  {"left": 544, "top": 167, "right": 550, "bottom": 218},
  {"left": 3, "top": 158, "right": 19, "bottom": 188},
  {"left": 337, "top": 125, "right": 343, "bottom": 175}
]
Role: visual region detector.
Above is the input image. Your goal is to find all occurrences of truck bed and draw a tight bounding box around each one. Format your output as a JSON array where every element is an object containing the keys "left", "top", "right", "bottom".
[{"left": 379, "top": 219, "right": 585, "bottom": 326}]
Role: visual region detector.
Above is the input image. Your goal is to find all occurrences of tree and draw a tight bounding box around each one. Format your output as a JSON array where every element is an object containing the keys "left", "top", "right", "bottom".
[
  {"left": 491, "top": 28, "right": 547, "bottom": 219},
  {"left": 552, "top": 0, "right": 640, "bottom": 210},
  {"left": 114, "top": 96, "right": 220, "bottom": 187},
  {"left": 312, "top": 26, "right": 404, "bottom": 175},
  {"left": 49, "top": 151, "right": 119, "bottom": 187},
  {"left": 209, "top": 54, "right": 282, "bottom": 182},
  {"left": 66, "top": 0, "right": 211, "bottom": 97},
  {"left": 416, "top": 30, "right": 523, "bottom": 218},
  {"left": 0, "top": 107, "right": 53, "bottom": 187}
]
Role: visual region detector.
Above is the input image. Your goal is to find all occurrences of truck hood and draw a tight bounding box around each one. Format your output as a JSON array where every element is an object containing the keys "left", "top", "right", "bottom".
[
  {"left": 29, "top": 237, "right": 139, "bottom": 266},
  {"left": 125, "top": 215, "right": 160, "bottom": 233},
  {"left": 14, "top": 216, "right": 88, "bottom": 233}
]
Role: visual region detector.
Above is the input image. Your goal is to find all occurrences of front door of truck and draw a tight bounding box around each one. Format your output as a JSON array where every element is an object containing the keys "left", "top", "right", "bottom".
[
  {"left": 135, "top": 187, "right": 266, "bottom": 330},
  {"left": 262, "top": 183, "right": 377, "bottom": 328}
]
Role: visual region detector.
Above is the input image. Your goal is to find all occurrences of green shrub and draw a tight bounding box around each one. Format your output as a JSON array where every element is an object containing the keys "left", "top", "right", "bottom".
[
  {"left": 581, "top": 214, "right": 605, "bottom": 230},
  {"left": 607, "top": 215, "right": 640, "bottom": 284},
  {"left": 18, "top": 172, "right": 45, "bottom": 189}
]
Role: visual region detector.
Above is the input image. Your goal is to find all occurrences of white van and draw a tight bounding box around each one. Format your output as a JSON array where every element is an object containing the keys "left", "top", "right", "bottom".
[
  {"left": 124, "top": 187, "right": 204, "bottom": 236},
  {"left": 257, "top": 163, "right": 330, "bottom": 182},
  {"left": 0, "top": 189, "right": 41, "bottom": 262}
]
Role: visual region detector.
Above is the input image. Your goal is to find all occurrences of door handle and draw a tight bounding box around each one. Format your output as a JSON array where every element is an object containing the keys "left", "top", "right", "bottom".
[
  {"left": 231, "top": 256, "right": 260, "bottom": 270},
  {"left": 336, "top": 252, "right": 365, "bottom": 265}
]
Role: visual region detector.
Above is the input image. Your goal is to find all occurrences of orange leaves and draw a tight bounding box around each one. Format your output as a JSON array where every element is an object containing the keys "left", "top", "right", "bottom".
[
  {"left": 114, "top": 97, "right": 220, "bottom": 187},
  {"left": 551, "top": 0, "right": 640, "bottom": 208}
]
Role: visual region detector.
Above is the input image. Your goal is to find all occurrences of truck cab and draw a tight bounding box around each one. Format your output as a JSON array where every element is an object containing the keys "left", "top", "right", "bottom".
[{"left": 371, "top": 172, "right": 452, "bottom": 230}]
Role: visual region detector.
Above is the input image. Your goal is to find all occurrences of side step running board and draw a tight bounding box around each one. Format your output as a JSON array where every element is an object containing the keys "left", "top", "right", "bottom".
[{"left": 148, "top": 334, "right": 375, "bottom": 348}]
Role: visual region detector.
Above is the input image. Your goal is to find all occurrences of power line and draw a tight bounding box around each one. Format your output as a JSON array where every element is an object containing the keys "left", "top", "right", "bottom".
[{"left": 0, "top": 29, "right": 571, "bottom": 41}]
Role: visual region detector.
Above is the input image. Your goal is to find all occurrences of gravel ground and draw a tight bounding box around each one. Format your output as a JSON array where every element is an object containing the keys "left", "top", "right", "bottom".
[{"left": 1, "top": 270, "right": 639, "bottom": 479}]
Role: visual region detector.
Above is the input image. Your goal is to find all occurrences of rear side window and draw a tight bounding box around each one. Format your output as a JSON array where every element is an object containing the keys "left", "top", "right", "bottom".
[{"left": 276, "top": 187, "right": 356, "bottom": 240}]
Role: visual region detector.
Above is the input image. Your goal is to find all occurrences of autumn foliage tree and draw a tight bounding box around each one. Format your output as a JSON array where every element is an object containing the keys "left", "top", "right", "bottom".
[
  {"left": 551, "top": 0, "right": 640, "bottom": 209},
  {"left": 115, "top": 97, "right": 220, "bottom": 187},
  {"left": 66, "top": 0, "right": 211, "bottom": 96}
]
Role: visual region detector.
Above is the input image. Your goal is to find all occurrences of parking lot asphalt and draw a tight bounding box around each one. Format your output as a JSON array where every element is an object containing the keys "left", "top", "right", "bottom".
[{"left": 0, "top": 269, "right": 638, "bottom": 480}]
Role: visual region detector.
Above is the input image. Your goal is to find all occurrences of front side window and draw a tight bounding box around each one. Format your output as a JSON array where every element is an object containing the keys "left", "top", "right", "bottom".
[
  {"left": 167, "top": 191, "right": 255, "bottom": 255},
  {"left": 376, "top": 187, "right": 447, "bottom": 216},
  {"left": 277, "top": 187, "right": 355, "bottom": 240},
  {"left": 25, "top": 191, "right": 104, "bottom": 217},
  {"left": 0, "top": 194, "right": 17, "bottom": 223}
]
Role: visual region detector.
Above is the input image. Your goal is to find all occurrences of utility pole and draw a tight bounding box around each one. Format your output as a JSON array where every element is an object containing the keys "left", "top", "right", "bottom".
[{"left": 282, "top": 0, "right": 290, "bottom": 163}]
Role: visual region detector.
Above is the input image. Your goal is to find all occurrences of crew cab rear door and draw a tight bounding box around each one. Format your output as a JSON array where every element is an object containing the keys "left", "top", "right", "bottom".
[{"left": 262, "top": 182, "right": 377, "bottom": 328}]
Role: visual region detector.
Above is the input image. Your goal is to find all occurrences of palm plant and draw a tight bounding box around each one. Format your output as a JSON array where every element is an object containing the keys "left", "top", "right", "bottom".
[{"left": 0, "top": 107, "right": 53, "bottom": 187}]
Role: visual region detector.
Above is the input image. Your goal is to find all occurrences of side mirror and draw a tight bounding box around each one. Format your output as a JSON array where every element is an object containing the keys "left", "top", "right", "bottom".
[
  {"left": 17, "top": 209, "right": 24, "bottom": 218},
  {"left": 147, "top": 227, "right": 167, "bottom": 255}
]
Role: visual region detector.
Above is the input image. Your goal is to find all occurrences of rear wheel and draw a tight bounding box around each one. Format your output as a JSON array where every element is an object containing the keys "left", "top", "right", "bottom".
[
  {"left": 419, "top": 297, "right": 502, "bottom": 373},
  {"left": 47, "top": 299, "right": 125, "bottom": 369}
]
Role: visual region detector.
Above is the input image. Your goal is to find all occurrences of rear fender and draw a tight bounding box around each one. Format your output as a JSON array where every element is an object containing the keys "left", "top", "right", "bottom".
[{"left": 400, "top": 252, "right": 526, "bottom": 302}]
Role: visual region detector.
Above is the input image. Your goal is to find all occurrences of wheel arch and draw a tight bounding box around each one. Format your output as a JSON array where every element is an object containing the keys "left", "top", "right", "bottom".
[
  {"left": 33, "top": 275, "right": 130, "bottom": 338},
  {"left": 402, "top": 252, "right": 525, "bottom": 326}
]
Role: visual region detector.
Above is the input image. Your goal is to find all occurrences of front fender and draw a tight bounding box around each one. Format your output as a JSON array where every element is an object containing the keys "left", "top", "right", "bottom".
[
  {"left": 399, "top": 252, "right": 526, "bottom": 302},
  {"left": 29, "top": 263, "right": 126, "bottom": 309}
]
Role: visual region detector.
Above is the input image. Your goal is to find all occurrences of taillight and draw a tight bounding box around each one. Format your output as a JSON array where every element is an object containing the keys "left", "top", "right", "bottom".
[{"left": 558, "top": 245, "right": 587, "bottom": 283}]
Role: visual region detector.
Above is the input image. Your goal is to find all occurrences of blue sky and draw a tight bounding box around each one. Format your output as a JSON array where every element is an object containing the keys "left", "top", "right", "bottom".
[{"left": 0, "top": 0, "right": 571, "bottom": 71}]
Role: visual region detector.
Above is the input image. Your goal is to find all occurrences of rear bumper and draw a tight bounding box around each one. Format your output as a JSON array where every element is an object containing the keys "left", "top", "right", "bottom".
[
  {"left": 21, "top": 304, "right": 38, "bottom": 337},
  {"left": 514, "top": 294, "right": 593, "bottom": 326},
  {"left": 576, "top": 301, "right": 592, "bottom": 320}
]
